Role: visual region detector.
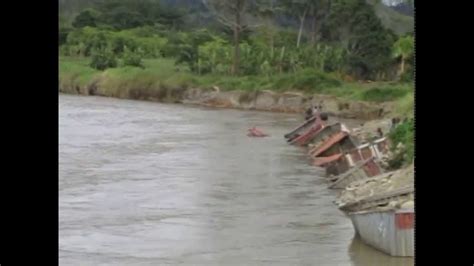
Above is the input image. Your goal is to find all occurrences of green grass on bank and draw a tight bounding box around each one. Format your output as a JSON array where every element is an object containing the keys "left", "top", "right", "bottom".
[
  {"left": 59, "top": 56, "right": 414, "bottom": 112},
  {"left": 59, "top": 56, "right": 100, "bottom": 87},
  {"left": 393, "top": 92, "right": 414, "bottom": 118},
  {"left": 388, "top": 118, "right": 414, "bottom": 168}
]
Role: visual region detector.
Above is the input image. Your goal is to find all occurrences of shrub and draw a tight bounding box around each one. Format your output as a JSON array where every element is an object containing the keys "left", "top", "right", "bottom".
[
  {"left": 121, "top": 48, "right": 144, "bottom": 68},
  {"left": 90, "top": 49, "right": 117, "bottom": 70},
  {"left": 388, "top": 119, "right": 414, "bottom": 168}
]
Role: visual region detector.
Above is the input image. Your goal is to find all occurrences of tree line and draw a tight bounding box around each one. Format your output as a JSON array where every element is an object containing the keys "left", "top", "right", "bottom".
[{"left": 59, "top": 0, "right": 414, "bottom": 81}]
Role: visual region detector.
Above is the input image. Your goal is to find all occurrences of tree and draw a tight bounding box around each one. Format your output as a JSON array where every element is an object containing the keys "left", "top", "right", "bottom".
[
  {"left": 281, "top": 0, "right": 310, "bottom": 48},
  {"left": 255, "top": 0, "right": 281, "bottom": 51},
  {"left": 278, "top": 0, "right": 331, "bottom": 47},
  {"left": 122, "top": 47, "right": 145, "bottom": 68},
  {"left": 321, "top": 0, "right": 396, "bottom": 79},
  {"left": 157, "top": 6, "right": 185, "bottom": 29},
  {"left": 101, "top": 7, "right": 147, "bottom": 29},
  {"left": 59, "top": 26, "right": 72, "bottom": 46},
  {"left": 307, "top": 0, "right": 331, "bottom": 46},
  {"left": 174, "top": 30, "right": 215, "bottom": 73},
  {"left": 72, "top": 8, "right": 101, "bottom": 28},
  {"left": 320, "top": 0, "right": 358, "bottom": 46},
  {"left": 392, "top": 35, "right": 414, "bottom": 78},
  {"left": 203, "top": 0, "right": 259, "bottom": 75},
  {"left": 95, "top": 0, "right": 162, "bottom": 29},
  {"left": 90, "top": 49, "right": 118, "bottom": 70}
]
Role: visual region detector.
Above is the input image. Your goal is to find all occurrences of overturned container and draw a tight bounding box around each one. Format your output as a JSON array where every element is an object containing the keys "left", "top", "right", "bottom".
[{"left": 349, "top": 208, "right": 414, "bottom": 257}]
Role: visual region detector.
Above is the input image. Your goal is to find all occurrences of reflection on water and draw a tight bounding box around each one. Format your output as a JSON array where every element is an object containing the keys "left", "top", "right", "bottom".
[{"left": 349, "top": 237, "right": 414, "bottom": 266}]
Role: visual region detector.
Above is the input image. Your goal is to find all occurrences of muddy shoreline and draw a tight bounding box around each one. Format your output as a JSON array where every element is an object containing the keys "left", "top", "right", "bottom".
[{"left": 59, "top": 83, "right": 395, "bottom": 120}]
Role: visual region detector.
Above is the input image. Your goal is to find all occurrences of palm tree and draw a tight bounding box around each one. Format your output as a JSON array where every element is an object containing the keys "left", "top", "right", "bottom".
[{"left": 392, "top": 35, "right": 414, "bottom": 78}]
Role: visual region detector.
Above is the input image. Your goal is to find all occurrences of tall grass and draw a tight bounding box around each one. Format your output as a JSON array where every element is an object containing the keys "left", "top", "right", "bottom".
[
  {"left": 59, "top": 56, "right": 414, "bottom": 105},
  {"left": 394, "top": 92, "right": 414, "bottom": 118}
]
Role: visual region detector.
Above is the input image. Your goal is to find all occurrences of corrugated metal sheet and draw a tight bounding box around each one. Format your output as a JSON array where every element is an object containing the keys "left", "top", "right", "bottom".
[
  {"left": 396, "top": 212, "right": 414, "bottom": 229},
  {"left": 311, "top": 131, "right": 349, "bottom": 157},
  {"left": 349, "top": 209, "right": 414, "bottom": 257},
  {"left": 307, "top": 123, "right": 343, "bottom": 154},
  {"left": 394, "top": 210, "right": 415, "bottom": 257},
  {"left": 289, "top": 118, "right": 324, "bottom": 146},
  {"left": 308, "top": 140, "right": 325, "bottom": 156},
  {"left": 313, "top": 153, "right": 343, "bottom": 166},
  {"left": 294, "top": 123, "right": 324, "bottom": 146},
  {"left": 284, "top": 116, "right": 316, "bottom": 139},
  {"left": 306, "top": 125, "right": 328, "bottom": 145}
]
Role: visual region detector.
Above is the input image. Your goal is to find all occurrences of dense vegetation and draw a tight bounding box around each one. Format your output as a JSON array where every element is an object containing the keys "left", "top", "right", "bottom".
[
  {"left": 388, "top": 118, "right": 414, "bottom": 168},
  {"left": 59, "top": 0, "right": 414, "bottom": 80},
  {"left": 60, "top": 56, "right": 412, "bottom": 101}
]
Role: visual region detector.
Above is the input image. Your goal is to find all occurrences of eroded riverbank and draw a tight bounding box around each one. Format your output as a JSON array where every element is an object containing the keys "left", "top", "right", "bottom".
[{"left": 59, "top": 81, "right": 395, "bottom": 121}]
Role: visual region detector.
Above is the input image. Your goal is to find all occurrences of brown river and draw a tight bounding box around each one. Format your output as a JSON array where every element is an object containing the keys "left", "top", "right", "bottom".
[{"left": 59, "top": 94, "right": 414, "bottom": 265}]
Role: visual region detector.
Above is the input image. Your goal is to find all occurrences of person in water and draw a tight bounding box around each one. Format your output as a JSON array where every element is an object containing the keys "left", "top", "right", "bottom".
[{"left": 248, "top": 126, "right": 268, "bottom": 137}]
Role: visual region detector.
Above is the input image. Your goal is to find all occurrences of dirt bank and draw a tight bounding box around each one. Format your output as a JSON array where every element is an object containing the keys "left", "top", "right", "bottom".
[{"left": 59, "top": 79, "right": 396, "bottom": 120}]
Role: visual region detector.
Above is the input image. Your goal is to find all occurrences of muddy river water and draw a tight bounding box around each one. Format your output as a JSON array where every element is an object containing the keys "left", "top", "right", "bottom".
[{"left": 59, "top": 94, "right": 413, "bottom": 265}]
